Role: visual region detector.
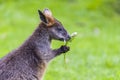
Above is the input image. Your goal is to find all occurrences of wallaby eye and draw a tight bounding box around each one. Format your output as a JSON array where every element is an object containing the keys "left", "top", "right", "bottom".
[{"left": 57, "top": 28, "right": 62, "bottom": 31}]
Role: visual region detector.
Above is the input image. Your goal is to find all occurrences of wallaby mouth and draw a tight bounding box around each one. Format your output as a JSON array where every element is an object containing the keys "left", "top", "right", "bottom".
[
  {"left": 59, "top": 35, "right": 71, "bottom": 41},
  {"left": 59, "top": 38, "right": 64, "bottom": 41},
  {"left": 66, "top": 35, "right": 71, "bottom": 41}
]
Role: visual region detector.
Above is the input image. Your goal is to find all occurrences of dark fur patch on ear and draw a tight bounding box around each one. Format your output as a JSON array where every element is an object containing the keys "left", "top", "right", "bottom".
[{"left": 38, "top": 10, "right": 48, "bottom": 24}]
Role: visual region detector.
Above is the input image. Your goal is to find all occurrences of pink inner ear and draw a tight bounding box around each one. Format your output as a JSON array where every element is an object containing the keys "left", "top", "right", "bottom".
[
  {"left": 43, "top": 9, "right": 52, "bottom": 17},
  {"left": 43, "top": 9, "right": 55, "bottom": 27}
]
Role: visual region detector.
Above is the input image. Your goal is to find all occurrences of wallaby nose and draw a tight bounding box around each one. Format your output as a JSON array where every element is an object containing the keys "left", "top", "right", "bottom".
[{"left": 66, "top": 35, "right": 71, "bottom": 41}]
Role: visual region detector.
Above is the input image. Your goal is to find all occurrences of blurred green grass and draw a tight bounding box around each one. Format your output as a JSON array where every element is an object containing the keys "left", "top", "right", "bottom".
[{"left": 0, "top": 0, "right": 120, "bottom": 80}]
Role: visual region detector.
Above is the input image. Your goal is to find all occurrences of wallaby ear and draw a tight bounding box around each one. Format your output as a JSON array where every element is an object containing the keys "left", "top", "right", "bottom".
[
  {"left": 38, "top": 9, "right": 55, "bottom": 27},
  {"left": 43, "top": 9, "right": 52, "bottom": 17},
  {"left": 38, "top": 10, "right": 48, "bottom": 24},
  {"left": 43, "top": 9, "right": 55, "bottom": 26},
  {"left": 38, "top": 9, "right": 55, "bottom": 26}
]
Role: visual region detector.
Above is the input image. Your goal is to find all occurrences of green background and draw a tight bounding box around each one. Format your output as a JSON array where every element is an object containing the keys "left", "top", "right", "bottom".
[{"left": 0, "top": 0, "right": 120, "bottom": 80}]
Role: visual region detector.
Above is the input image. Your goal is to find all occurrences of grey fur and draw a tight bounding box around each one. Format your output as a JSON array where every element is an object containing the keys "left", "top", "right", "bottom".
[{"left": 0, "top": 9, "right": 70, "bottom": 80}]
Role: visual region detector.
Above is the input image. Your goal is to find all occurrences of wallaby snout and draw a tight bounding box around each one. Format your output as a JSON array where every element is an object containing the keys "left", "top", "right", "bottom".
[
  {"left": 66, "top": 35, "right": 71, "bottom": 41},
  {"left": 48, "top": 25, "right": 70, "bottom": 42},
  {"left": 58, "top": 34, "right": 71, "bottom": 41}
]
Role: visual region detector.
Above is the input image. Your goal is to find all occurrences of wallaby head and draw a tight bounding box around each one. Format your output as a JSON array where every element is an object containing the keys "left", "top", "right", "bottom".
[{"left": 38, "top": 9, "right": 71, "bottom": 41}]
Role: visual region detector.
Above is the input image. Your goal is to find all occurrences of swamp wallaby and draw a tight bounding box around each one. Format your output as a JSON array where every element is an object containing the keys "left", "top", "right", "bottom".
[{"left": 0, "top": 9, "right": 71, "bottom": 80}]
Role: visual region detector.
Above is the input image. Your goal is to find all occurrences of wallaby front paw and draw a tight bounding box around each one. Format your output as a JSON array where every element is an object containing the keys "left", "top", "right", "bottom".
[{"left": 60, "top": 45, "right": 70, "bottom": 53}]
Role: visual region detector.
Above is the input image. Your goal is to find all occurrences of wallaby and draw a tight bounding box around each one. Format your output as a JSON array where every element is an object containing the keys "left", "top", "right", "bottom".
[{"left": 0, "top": 9, "right": 71, "bottom": 80}]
